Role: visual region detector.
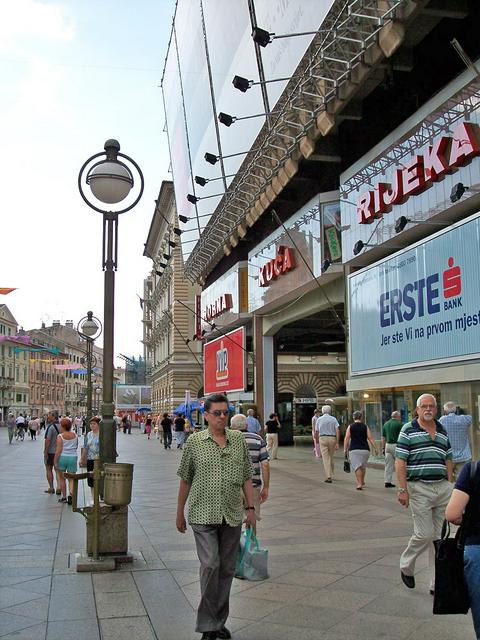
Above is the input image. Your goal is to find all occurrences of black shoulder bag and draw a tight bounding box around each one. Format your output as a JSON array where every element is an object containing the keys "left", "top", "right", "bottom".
[{"left": 433, "top": 461, "right": 477, "bottom": 615}]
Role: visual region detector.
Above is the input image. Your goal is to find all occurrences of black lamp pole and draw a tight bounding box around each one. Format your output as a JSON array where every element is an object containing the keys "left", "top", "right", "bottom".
[{"left": 78, "top": 140, "right": 144, "bottom": 464}]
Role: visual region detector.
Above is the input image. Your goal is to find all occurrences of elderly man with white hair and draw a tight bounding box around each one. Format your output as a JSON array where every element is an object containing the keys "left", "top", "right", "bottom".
[
  {"left": 230, "top": 413, "right": 269, "bottom": 533},
  {"left": 314, "top": 405, "right": 340, "bottom": 483},
  {"left": 395, "top": 393, "right": 453, "bottom": 593}
]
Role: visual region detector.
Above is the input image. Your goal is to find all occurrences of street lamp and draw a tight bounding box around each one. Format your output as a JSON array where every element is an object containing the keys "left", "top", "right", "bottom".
[
  {"left": 77, "top": 312, "right": 102, "bottom": 428},
  {"left": 78, "top": 139, "right": 144, "bottom": 463}
]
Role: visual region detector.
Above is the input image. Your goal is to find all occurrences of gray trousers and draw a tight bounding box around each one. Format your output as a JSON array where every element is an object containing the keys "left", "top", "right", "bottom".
[
  {"left": 384, "top": 443, "right": 396, "bottom": 483},
  {"left": 191, "top": 522, "right": 241, "bottom": 633}
]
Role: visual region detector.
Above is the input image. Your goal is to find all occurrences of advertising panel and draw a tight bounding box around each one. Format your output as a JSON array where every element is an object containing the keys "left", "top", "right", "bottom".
[
  {"left": 203, "top": 327, "right": 246, "bottom": 395},
  {"left": 115, "top": 385, "right": 152, "bottom": 410},
  {"left": 348, "top": 214, "right": 480, "bottom": 375}
]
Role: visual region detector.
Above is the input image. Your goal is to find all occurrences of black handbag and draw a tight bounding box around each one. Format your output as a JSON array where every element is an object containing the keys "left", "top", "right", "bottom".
[
  {"left": 433, "top": 461, "right": 477, "bottom": 615},
  {"left": 343, "top": 454, "right": 351, "bottom": 473}
]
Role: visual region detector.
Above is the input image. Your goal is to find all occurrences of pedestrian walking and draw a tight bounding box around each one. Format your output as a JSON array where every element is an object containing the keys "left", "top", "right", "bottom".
[
  {"left": 15, "top": 413, "right": 25, "bottom": 441},
  {"left": 6, "top": 412, "right": 15, "bottom": 444},
  {"left": 230, "top": 413, "right": 269, "bottom": 535},
  {"left": 395, "top": 393, "right": 453, "bottom": 593},
  {"left": 446, "top": 460, "right": 480, "bottom": 639},
  {"left": 28, "top": 416, "right": 39, "bottom": 440},
  {"left": 381, "top": 410, "right": 403, "bottom": 488},
  {"left": 43, "top": 411, "right": 61, "bottom": 495},
  {"left": 174, "top": 413, "right": 186, "bottom": 449},
  {"left": 246, "top": 408, "right": 262, "bottom": 435},
  {"left": 176, "top": 393, "right": 255, "bottom": 640},
  {"left": 161, "top": 413, "right": 172, "bottom": 449},
  {"left": 80, "top": 416, "right": 100, "bottom": 502},
  {"left": 311, "top": 408, "right": 321, "bottom": 458},
  {"left": 439, "top": 401, "right": 473, "bottom": 478},
  {"left": 145, "top": 415, "right": 153, "bottom": 439},
  {"left": 343, "top": 410, "right": 378, "bottom": 490},
  {"left": 315, "top": 405, "right": 340, "bottom": 483},
  {"left": 53, "top": 417, "right": 78, "bottom": 504},
  {"left": 265, "top": 413, "right": 281, "bottom": 460}
]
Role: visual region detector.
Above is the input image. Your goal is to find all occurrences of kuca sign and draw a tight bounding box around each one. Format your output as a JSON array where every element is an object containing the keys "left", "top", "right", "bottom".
[{"left": 258, "top": 245, "right": 295, "bottom": 287}]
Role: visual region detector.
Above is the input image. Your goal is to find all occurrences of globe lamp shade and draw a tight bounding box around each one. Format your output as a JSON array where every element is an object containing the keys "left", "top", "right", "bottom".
[
  {"left": 81, "top": 318, "right": 99, "bottom": 338},
  {"left": 87, "top": 160, "right": 133, "bottom": 204}
]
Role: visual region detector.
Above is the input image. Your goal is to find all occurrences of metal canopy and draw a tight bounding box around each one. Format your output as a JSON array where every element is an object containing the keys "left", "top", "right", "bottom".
[{"left": 184, "top": 0, "right": 413, "bottom": 283}]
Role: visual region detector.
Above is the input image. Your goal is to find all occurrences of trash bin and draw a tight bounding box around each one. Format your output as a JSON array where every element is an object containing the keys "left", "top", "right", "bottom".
[{"left": 103, "top": 463, "right": 134, "bottom": 506}]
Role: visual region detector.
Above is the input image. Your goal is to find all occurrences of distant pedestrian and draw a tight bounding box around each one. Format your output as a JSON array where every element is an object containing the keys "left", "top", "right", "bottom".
[
  {"left": 121, "top": 414, "right": 128, "bottom": 434},
  {"left": 246, "top": 408, "right": 261, "bottom": 435},
  {"left": 28, "top": 416, "right": 39, "bottom": 440},
  {"left": 145, "top": 415, "right": 153, "bottom": 439},
  {"left": 315, "top": 405, "right": 340, "bottom": 483},
  {"left": 161, "top": 413, "right": 172, "bottom": 449},
  {"left": 439, "top": 401, "right": 472, "bottom": 478},
  {"left": 7, "top": 412, "right": 15, "bottom": 444},
  {"left": 15, "top": 413, "right": 25, "bottom": 440},
  {"left": 381, "top": 411, "right": 403, "bottom": 488},
  {"left": 311, "top": 409, "right": 321, "bottom": 458},
  {"left": 265, "top": 413, "right": 281, "bottom": 460},
  {"left": 344, "top": 411, "right": 378, "bottom": 490},
  {"left": 174, "top": 413, "right": 186, "bottom": 449},
  {"left": 81, "top": 416, "right": 100, "bottom": 501},
  {"left": 44, "top": 411, "right": 60, "bottom": 495},
  {"left": 54, "top": 417, "right": 78, "bottom": 504},
  {"left": 395, "top": 393, "right": 453, "bottom": 593}
]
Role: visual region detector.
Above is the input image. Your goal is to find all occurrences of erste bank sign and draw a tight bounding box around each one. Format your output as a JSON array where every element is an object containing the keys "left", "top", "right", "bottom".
[
  {"left": 348, "top": 213, "right": 480, "bottom": 374},
  {"left": 203, "top": 327, "right": 246, "bottom": 395},
  {"left": 356, "top": 121, "right": 480, "bottom": 224}
]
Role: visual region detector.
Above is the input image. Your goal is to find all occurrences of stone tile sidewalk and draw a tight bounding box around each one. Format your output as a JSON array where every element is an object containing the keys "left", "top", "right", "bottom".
[{"left": 0, "top": 429, "right": 475, "bottom": 639}]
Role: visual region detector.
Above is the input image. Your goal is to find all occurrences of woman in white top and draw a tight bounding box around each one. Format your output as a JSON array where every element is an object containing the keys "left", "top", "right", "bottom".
[{"left": 54, "top": 417, "right": 78, "bottom": 504}]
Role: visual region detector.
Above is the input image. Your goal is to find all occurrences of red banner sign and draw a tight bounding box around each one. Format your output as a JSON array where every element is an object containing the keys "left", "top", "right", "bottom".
[
  {"left": 203, "top": 327, "right": 246, "bottom": 395},
  {"left": 204, "top": 293, "right": 233, "bottom": 321},
  {"left": 356, "top": 121, "right": 480, "bottom": 224}
]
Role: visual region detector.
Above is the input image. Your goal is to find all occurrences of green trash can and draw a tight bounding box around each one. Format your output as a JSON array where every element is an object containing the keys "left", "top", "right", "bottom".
[{"left": 103, "top": 463, "right": 134, "bottom": 506}]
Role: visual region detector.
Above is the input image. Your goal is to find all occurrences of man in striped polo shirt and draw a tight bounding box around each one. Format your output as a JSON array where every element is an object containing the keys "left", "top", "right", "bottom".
[
  {"left": 395, "top": 393, "right": 453, "bottom": 592},
  {"left": 230, "top": 414, "right": 270, "bottom": 534}
]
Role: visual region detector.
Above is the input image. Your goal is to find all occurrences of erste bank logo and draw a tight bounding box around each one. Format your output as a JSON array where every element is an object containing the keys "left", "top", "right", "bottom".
[{"left": 379, "top": 257, "right": 462, "bottom": 328}]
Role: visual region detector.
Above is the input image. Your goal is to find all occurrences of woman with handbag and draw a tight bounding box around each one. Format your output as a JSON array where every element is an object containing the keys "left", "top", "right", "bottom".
[
  {"left": 445, "top": 460, "right": 480, "bottom": 638},
  {"left": 80, "top": 416, "right": 100, "bottom": 501},
  {"left": 343, "top": 410, "right": 378, "bottom": 490}
]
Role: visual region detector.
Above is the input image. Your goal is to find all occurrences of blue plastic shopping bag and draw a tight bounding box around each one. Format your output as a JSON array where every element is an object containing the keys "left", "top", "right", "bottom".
[{"left": 235, "top": 527, "right": 268, "bottom": 581}]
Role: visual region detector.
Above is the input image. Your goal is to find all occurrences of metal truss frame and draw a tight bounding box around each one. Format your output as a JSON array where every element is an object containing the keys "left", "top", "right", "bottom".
[
  {"left": 185, "top": 0, "right": 411, "bottom": 282},
  {"left": 340, "top": 78, "right": 480, "bottom": 197}
]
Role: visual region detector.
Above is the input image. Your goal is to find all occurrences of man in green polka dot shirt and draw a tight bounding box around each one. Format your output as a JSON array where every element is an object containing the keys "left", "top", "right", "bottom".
[{"left": 176, "top": 393, "right": 256, "bottom": 640}]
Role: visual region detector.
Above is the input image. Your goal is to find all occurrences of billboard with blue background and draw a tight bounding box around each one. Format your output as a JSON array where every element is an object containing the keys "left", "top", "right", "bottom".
[{"left": 348, "top": 213, "right": 480, "bottom": 375}]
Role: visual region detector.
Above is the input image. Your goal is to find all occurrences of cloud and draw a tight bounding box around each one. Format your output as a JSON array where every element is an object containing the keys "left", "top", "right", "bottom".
[{"left": 0, "top": 0, "right": 74, "bottom": 50}]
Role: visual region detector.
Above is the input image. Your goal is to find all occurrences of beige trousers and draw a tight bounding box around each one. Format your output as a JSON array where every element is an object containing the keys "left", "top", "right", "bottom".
[
  {"left": 266, "top": 433, "right": 278, "bottom": 459},
  {"left": 400, "top": 479, "right": 453, "bottom": 580},
  {"left": 319, "top": 436, "right": 336, "bottom": 479}
]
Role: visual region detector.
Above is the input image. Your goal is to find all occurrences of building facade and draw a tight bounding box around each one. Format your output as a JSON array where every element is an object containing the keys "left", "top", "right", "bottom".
[
  {"left": 143, "top": 181, "right": 203, "bottom": 415},
  {"left": 160, "top": 0, "right": 479, "bottom": 445}
]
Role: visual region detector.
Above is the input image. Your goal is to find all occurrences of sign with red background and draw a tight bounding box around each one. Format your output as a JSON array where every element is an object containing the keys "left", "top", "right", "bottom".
[{"left": 203, "top": 327, "right": 246, "bottom": 395}]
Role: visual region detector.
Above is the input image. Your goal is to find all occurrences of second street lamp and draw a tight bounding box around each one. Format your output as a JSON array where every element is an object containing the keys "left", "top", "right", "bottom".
[
  {"left": 78, "top": 139, "right": 144, "bottom": 464},
  {"left": 77, "top": 311, "right": 102, "bottom": 428}
]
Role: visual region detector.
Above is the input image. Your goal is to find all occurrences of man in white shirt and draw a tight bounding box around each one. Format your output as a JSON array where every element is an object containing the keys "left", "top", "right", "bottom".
[{"left": 314, "top": 405, "right": 340, "bottom": 483}]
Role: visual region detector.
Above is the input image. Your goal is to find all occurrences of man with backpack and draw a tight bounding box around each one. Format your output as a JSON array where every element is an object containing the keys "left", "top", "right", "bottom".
[{"left": 44, "top": 410, "right": 61, "bottom": 495}]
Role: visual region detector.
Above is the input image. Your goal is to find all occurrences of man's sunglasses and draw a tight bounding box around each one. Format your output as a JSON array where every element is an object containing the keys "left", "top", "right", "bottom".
[{"left": 207, "top": 410, "right": 230, "bottom": 417}]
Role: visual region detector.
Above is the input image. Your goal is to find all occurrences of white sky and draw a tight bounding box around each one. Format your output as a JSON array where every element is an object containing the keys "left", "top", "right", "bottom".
[{"left": 0, "top": 0, "right": 174, "bottom": 365}]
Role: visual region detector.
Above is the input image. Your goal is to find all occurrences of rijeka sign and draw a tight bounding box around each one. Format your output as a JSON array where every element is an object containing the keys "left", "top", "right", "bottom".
[
  {"left": 357, "top": 121, "right": 480, "bottom": 224},
  {"left": 204, "top": 293, "right": 233, "bottom": 321},
  {"left": 259, "top": 245, "right": 295, "bottom": 287}
]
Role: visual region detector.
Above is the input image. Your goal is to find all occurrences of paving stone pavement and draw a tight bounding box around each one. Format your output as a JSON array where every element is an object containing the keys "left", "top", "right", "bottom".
[{"left": 0, "top": 428, "right": 475, "bottom": 639}]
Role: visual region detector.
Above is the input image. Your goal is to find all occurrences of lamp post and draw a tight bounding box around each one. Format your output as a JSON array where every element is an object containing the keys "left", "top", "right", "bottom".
[
  {"left": 77, "top": 312, "right": 102, "bottom": 428},
  {"left": 78, "top": 140, "right": 144, "bottom": 464}
]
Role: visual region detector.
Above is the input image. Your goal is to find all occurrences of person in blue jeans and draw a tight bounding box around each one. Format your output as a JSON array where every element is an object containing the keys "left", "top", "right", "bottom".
[{"left": 446, "top": 460, "right": 480, "bottom": 638}]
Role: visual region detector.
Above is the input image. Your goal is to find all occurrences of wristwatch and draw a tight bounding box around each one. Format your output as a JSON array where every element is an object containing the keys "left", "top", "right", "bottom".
[{"left": 398, "top": 488, "right": 408, "bottom": 493}]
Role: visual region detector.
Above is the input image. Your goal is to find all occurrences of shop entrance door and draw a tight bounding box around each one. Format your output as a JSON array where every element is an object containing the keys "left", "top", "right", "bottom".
[
  {"left": 364, "top": 402, "right": 382, "bottom": 441},
  {"left": 277, "top": 393, "right": 294, "bottom": 445}
]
